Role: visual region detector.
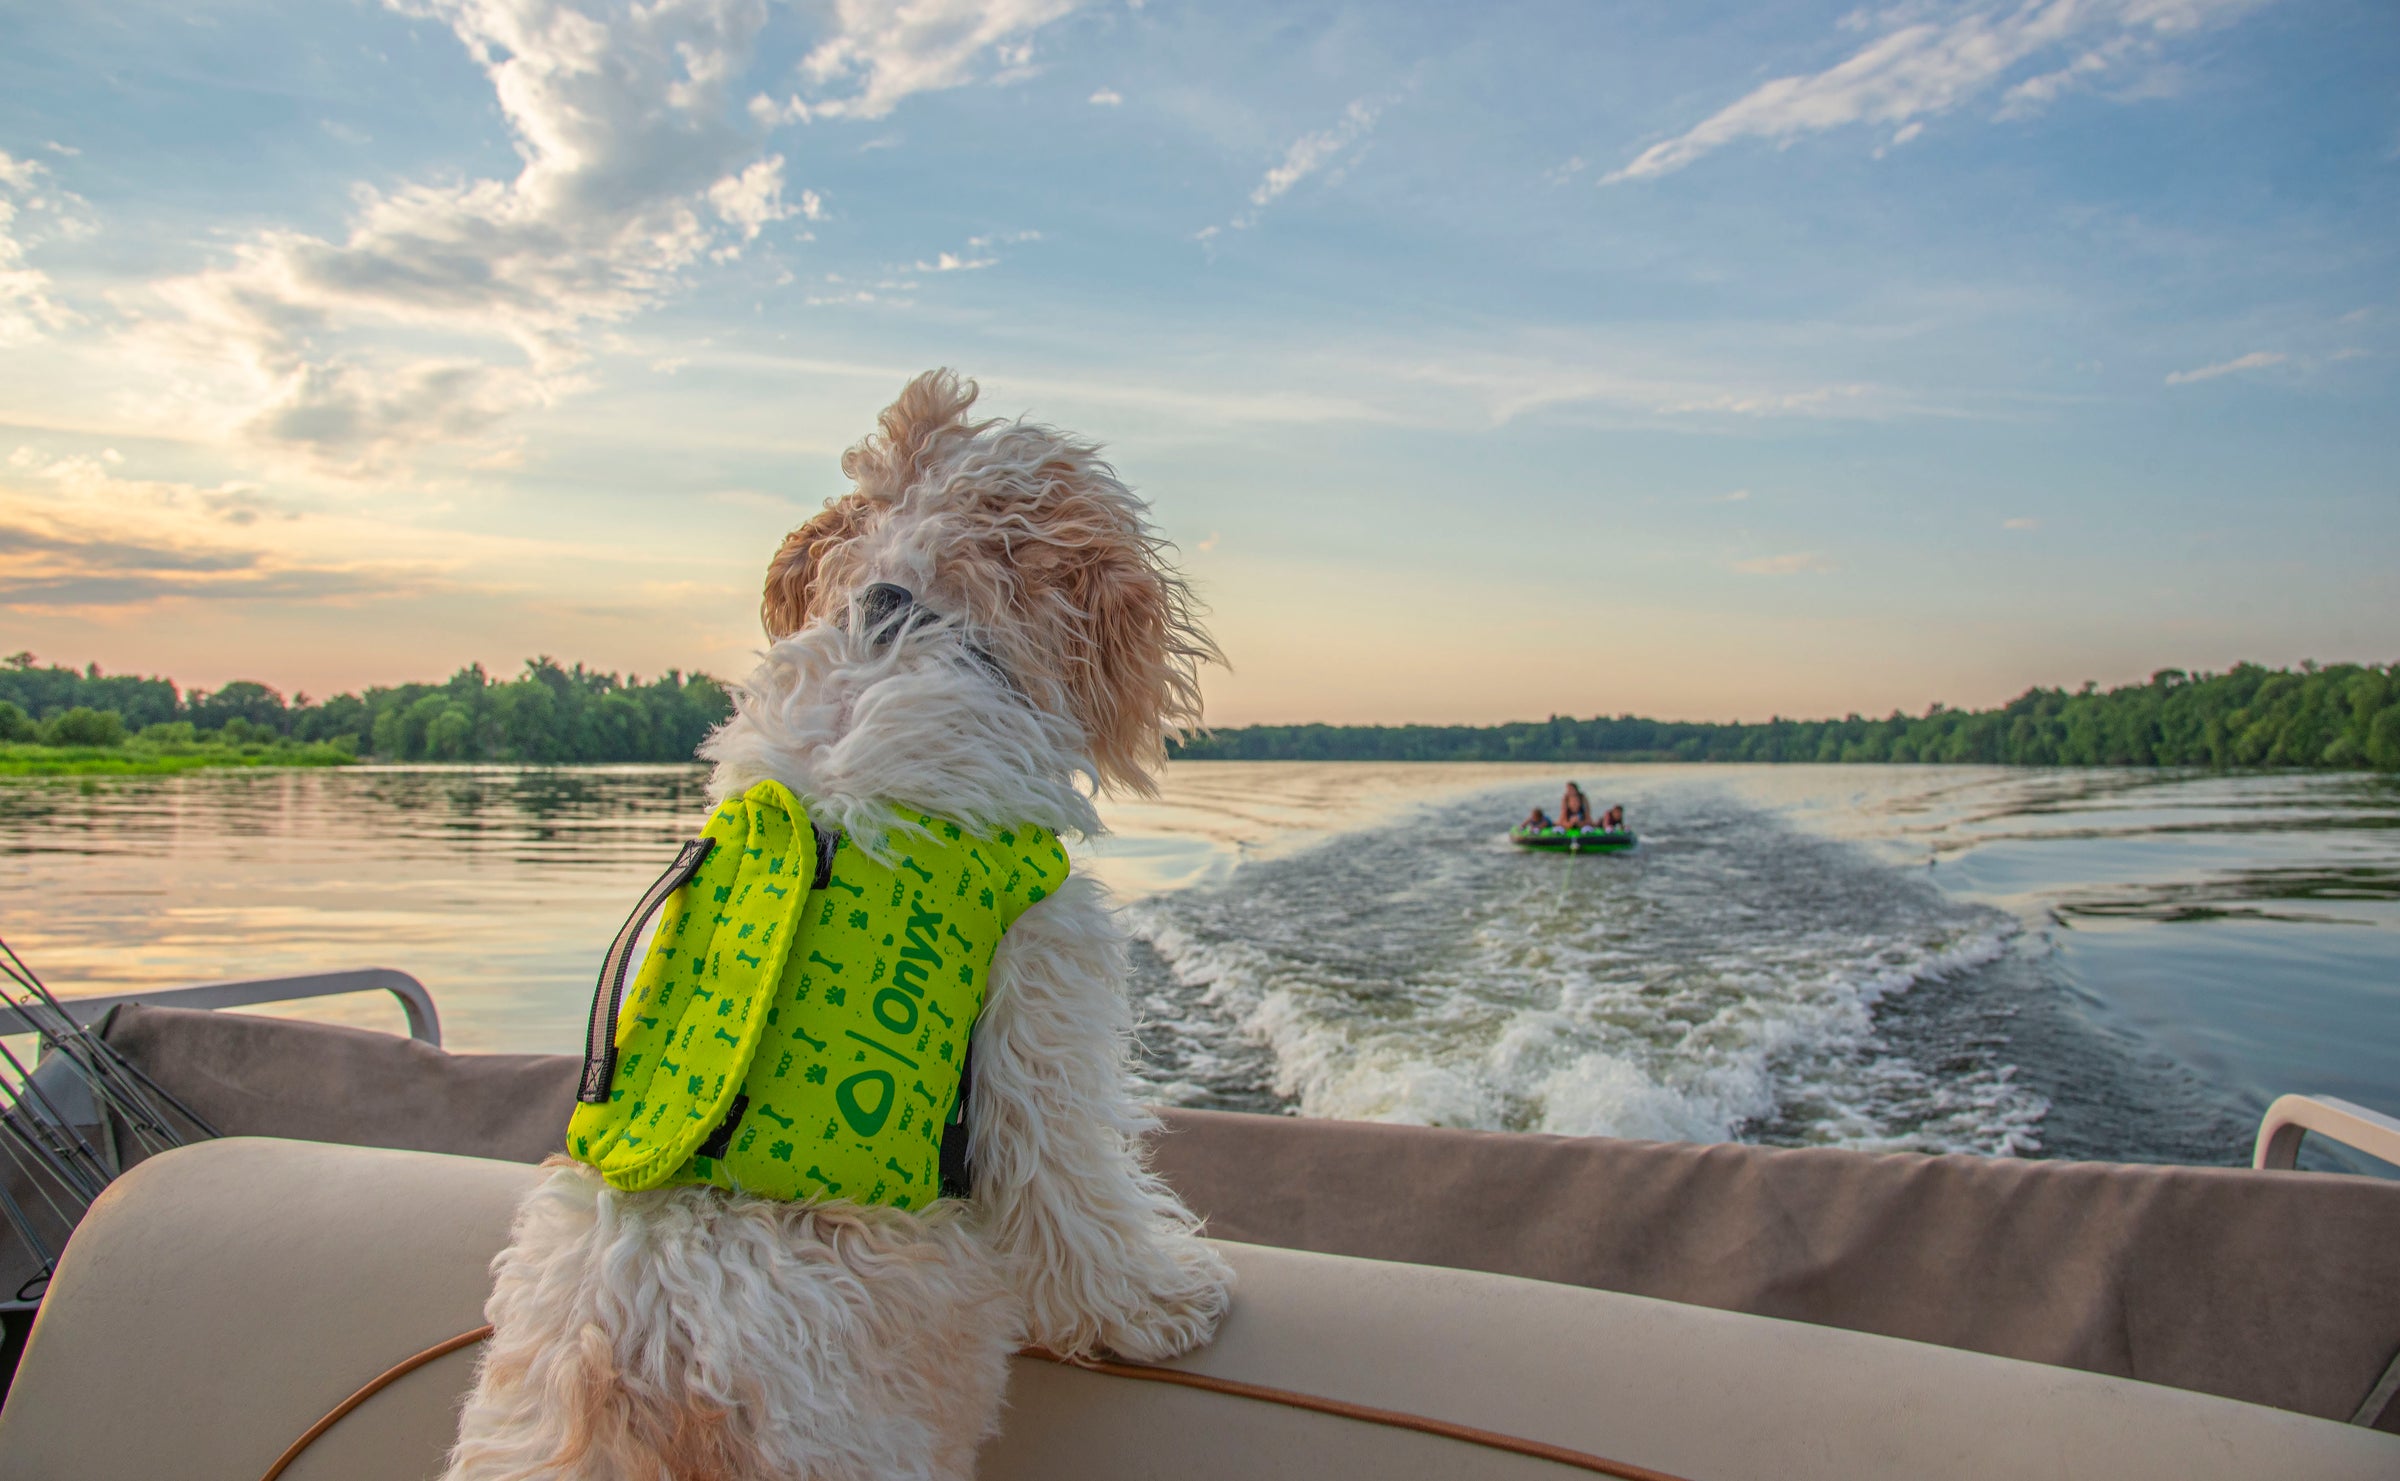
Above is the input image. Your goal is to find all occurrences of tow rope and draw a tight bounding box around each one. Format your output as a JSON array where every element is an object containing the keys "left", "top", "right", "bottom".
[{"left": 261, "top": 1325, "right": 1697, "bottom": 1481}]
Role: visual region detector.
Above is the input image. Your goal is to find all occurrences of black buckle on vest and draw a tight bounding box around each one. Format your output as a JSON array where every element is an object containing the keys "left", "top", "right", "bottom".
[
  {"left": 695, "top": 1093, "right": 748, "bottom": 1161},
  {"left": 938, "top": 1036, "right": 975, "bottom": 1200},
  {"left": 813, "top": 821, "right": 842, "bottom": 890},
  {"left": 577, "top": 837, "right": 714, "bottom": 1104}
]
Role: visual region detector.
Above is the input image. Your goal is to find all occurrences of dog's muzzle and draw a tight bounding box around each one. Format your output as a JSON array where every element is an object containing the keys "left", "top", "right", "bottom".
[
  {"left": 850, "top": 583, "right": 1017, "bottom": 695},
  {"left": 858, "top": 582, "right": 933, "bottom": 645}
]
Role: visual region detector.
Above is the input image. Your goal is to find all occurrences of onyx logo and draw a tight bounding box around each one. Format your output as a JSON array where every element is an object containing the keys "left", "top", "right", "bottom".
[{"left": 835, "top": 1068, "right": 895, "bottom": 1136}]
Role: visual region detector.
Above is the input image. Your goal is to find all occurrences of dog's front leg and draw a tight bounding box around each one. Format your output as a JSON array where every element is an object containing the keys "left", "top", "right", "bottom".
[{"left": 968, "top": 874, "right": 1233, "bottom": 1361}]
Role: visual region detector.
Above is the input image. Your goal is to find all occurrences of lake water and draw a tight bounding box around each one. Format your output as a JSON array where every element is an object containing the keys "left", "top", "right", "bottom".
[{"left": 2, "top": 762, "right": 2393, "bottom": 1172}]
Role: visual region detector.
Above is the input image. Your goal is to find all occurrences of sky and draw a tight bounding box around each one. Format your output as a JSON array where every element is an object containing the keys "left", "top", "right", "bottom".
[{"left": 0, "top": 0, "right": 2393, "bottom": 727}]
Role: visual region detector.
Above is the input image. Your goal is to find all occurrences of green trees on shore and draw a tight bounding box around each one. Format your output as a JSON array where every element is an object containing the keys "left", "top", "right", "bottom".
[
  {"left": 0, "top": 653, "right": 731, "bottom": 764},
  {"left": 1169, "top": 663, "right": 2400, "bottom": 771},
  {"left": 7, "top": 652, "right": 2395, "bottom": 771}
]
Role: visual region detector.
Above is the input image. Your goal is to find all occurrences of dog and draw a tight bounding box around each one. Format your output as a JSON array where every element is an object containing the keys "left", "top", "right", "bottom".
[{"left": 443, "top": 370, "right": 1233, "bottom": 1481}]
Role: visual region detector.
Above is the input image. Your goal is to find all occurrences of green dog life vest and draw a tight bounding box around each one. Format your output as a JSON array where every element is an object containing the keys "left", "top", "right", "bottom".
[{"left": 566, "top": 778, "right": 1069, "bottom": 1210}]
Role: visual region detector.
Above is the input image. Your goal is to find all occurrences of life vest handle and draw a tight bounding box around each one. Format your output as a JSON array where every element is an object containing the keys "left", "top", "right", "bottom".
[{"left": 576, "top": 837, "right": 718, "bottom": 1104}]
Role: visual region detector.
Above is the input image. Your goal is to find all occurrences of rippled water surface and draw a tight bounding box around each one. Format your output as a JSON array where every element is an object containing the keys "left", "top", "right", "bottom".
[{"left": 3, "top": 763, "right": 2393, "bottom": 1170}]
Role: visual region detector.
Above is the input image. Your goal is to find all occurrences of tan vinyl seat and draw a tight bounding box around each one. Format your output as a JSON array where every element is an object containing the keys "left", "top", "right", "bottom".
[{"left": 1, "top": 1139, "right": 2394, "bottom": 1480}]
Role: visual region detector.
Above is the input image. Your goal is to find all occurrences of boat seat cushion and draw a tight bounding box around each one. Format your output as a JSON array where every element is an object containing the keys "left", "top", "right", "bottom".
[
  {"left": 2, "top": 1138, "right": 2393, "bottom": 1481},
  {"left": 82, "top": 1003, "right": 2400, "bottom": 1430}
]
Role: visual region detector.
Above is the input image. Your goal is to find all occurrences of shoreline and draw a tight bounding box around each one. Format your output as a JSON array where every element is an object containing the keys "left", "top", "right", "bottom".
[{"left": 0, "top": 744, "right": 356, "bottom": 778}]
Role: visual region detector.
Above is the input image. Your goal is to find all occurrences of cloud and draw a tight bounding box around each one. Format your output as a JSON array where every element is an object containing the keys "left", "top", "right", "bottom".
[
  {"left": 1604, "top": 0, "right": 2271, "bottom": 184},
  {"left": 0, "top": 522, "right": 261, "bottom": 575},
  {"left": 1088, "top": 87, "right": 1122, "bottom": 106},
  {"left": 2003, "top": 516, "right": 2039, "bottom": 530},
  {"left": 0, "top": 442, "right": 662, "bottom": 613},
  {"left": 1225, "top": 99, "right": 1379, "bottom": 231},
  {"left": 1711, "top": 489, "right": 1751, "bottom": 503},
  {"left": 118, "top": 0, "right": 808, "bottom": 472},
  {"left": 0, "top": 568, "right": 400, "bottom": 609},
  {"left": 1656, "top": 384, "right": 1876, "bottom": 417},
  {"left": 0, "top": 452, "right": 410, "bottom": 610},
  {"left": 2163, "top": 350, "right": 2286, "bottom": 385},
  {"left": 8, "top": 445, "right": 301, "bottom": 528},
  {"left": 798, "top": 0, "right": 1090, "bottom": 120},
  {"left": 1195, "top": 530, "right": 1219, "bottom": 553},
  {"left": 708, "top": 155, "right": 805, "bottom": 251},
  {"left": 803, "top": 285, "right": 916, "bottom": 307},
  {"left": 903, "top": 229, "right": 1037, "bottom": 275},
  {"left": 1733, "top": 552, "right": 1833, "bottom": 575},
  {"left": 0, "top": 151, "right": 84, "bottom": 346},
  {"left": 1379, "top": 347, "right": 1934, "bottom": 428}
]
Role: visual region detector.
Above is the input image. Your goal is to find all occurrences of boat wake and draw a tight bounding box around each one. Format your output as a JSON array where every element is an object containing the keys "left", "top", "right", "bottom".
[{"left": 1121, "top": 783, "right": 2048, "bottom": 1155}]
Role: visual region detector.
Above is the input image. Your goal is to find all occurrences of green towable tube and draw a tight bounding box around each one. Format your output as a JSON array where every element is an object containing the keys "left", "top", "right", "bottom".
[{"left": 1509, "top": 826, "right": 1637, "bottom": 854}]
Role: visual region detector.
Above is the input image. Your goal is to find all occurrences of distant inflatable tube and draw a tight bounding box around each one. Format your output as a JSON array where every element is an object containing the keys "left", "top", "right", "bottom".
[{"left": 1510, "top": 827, "right": 1636, "bottom": 854}]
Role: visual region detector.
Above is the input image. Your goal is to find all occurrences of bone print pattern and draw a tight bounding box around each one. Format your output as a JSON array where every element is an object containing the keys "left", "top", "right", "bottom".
[{"left": 567, "top": 779, "right": 1067, "bottom": 1210}]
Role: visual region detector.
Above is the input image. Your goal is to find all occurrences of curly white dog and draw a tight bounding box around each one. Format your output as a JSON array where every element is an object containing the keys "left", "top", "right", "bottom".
[{"left": 443, "top": 370, "right": 1233, "bottom": 1481}]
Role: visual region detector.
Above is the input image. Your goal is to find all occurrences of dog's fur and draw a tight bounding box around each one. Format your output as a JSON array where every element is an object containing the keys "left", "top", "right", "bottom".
[{"left": 444, "top": 371, "right": 1233, "bottom": 1481}]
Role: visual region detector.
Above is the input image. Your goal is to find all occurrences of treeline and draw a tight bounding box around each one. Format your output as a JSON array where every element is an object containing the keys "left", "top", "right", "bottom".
[
  {"left": 1170, "top": 663, "right": 2400, "bottom": 771},
  {"left": 11, "top": 654, "right": 2397, "bottom": 771},
  {"left": 0, "top": 654, "right": 731, "bottom": 764}
]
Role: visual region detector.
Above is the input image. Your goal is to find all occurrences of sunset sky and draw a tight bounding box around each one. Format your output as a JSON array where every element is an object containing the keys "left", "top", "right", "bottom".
[{"left": 2, "top": 0, "right": 2393, "bottom": 726}]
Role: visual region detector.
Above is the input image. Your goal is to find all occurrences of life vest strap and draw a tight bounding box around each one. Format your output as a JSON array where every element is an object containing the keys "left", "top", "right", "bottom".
[{"left": 577, "top": 837, "right": 717, "bottom": 1104}]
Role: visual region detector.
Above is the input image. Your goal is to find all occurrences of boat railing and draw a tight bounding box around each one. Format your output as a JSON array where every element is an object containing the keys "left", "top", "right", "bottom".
[
  {"left": 0, "top": 968, "right": 443, "bottom": 1050},
  {"left": 9, "top": 974, "right": 2395, "bottom": 1175},
  {"left": 2252, "top": 1094, "right": 2400, "bottom": 1173}
]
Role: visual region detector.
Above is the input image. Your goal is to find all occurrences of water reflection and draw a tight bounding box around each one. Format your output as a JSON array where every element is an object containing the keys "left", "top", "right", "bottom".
[
  {"left": 1, "top": 761, "right": 2392, "bottom": 1174},
  {"left": 0, "top": 766, "right": 713, "bottom": 1052}
]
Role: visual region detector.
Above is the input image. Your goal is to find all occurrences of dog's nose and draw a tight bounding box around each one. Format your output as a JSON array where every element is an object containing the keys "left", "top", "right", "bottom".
[{"left": 858, "top": 583, "right": 917, "bottom": 644}]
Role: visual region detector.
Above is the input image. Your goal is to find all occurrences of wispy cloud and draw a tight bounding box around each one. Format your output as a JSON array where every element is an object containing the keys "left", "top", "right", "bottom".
[
  {"left": 0, "top": 150, "right": 85, "bottom": 346},
  {"left": 908, "top": 227, "right": 1040, "bottom": 274},
  {"left": 0, "top": 448, "right": 410, "bottom": 610},
  {"left": 798, "top": 0, "right": 1089, "bottom": 120},
  {"left": 709, "top": 157, "right": 810, "bottom": 255},
  {"left": 1205, "top": 98, "right": 1380, "bottom": 237},
  {"left": 2004, "top": 516, "right": 2040, "bottom": 530},
  {"left": 0, "top": 441, "right": 700, "bottom": 614},
  {"left": 1088, "top": 87, "right": 1122, "bottom": 106},
  {"left": 2164, "top": 349, "right": 2285, "bottom": 385},
  {"left": 1357, "top": 339, "right": 1951, "bottom": 430},
  {"left": 1604, "top": 0, "right": 2272, "bottom": 184},
  {"left": 1733, "top": 551, "right": 1833, "bottom": 575},
  {"left": 114, "top": 0, "right": 813, "bottom": 473}
]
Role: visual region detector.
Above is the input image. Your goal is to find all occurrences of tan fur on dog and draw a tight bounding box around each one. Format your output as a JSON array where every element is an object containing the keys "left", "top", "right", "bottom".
[
  {"left": 447, "top": 371, "right": 1233, "bottom": 1481},
  {"left": 762, "top": 370, "right": 1218, "bottom": 795}
]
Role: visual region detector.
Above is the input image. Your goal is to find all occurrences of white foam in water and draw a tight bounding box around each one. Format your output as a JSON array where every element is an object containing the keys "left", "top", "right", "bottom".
[{"left": 1122, "top": 780, "right": 2050, "bottom": 1155}]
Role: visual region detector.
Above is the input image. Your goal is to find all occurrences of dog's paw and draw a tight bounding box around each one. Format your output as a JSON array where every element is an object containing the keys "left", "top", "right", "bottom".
[{"left": 1098, "top": 1237, "right": 1234, "bottom": 1362}]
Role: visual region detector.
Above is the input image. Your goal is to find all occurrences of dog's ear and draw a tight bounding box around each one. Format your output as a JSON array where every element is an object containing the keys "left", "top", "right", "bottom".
[
  {"left": 841, "top": 369, "right": 984, "bottom": 497},
  {"left": 766, "top": 371, "right": 975, "bottom": 638},
  {"left": 1019, "top": 462, "right": 1218, "bottom": 796},
  {"left": 762, "top": 494, "right": 873, "bottom": 639}
]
